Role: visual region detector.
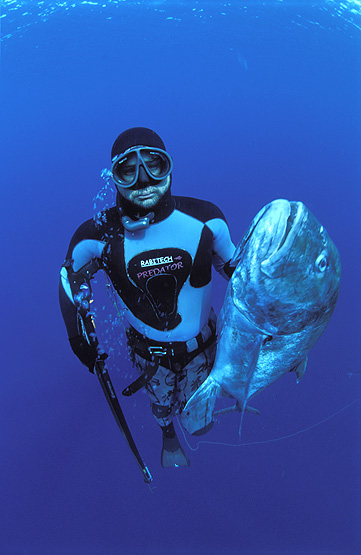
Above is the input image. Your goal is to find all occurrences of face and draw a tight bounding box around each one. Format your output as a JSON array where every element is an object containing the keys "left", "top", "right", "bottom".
[{"left": 116, "top": 151, "right": 171, "bottom": 210}]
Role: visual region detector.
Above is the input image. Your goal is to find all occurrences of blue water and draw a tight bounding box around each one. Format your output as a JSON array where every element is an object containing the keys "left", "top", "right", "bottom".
[{"left": 1, "top": 1, "right": 361, "bottom": 553}]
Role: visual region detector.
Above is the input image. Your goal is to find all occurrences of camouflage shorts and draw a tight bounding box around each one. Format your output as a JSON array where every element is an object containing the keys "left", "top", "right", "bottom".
[{"left": 132, "top": 340, "right": 217, "bottom": 427}]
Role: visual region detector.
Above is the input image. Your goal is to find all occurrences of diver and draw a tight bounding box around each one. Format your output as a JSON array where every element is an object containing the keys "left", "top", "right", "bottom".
[{"left": 59, "top": 127, "right": 235, "bottom": 468}]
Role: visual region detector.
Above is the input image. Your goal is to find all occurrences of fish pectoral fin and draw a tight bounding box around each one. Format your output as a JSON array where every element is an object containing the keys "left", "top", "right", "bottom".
[
  {"left": 180, "top": 377, "right": 221, "bottom": 435},
  {"left": 290, "top": 357, "right": 308, "bottom": 383}
]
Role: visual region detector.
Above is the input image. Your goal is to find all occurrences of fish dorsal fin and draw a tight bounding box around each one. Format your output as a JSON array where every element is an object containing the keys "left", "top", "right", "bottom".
[
  {"left": 181, "top": 376, "right": 221, "bottom": 435},
  {"left": 291, "top": 357, "right": 308, "bottom": 383}
]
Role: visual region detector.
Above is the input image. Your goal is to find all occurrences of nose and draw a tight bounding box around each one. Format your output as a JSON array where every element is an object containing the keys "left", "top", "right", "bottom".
[{"left": 138, "top": 164, "right": 150, "bottom": 183}]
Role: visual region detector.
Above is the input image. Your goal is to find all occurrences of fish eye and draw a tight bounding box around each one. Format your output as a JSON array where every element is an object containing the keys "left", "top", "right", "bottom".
[{"left": 315, "top": 253, "right": 328, "bottom": 273}]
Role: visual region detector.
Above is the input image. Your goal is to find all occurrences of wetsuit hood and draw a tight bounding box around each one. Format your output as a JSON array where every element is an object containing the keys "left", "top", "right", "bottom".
[{"left": 111, "top": 127, "right": 167, "bottom": 159}]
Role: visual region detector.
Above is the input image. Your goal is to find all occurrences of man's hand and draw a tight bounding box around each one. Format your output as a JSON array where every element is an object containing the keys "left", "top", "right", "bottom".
[{"left": 69, "top": 335, "right": 108, "bottom": 373}]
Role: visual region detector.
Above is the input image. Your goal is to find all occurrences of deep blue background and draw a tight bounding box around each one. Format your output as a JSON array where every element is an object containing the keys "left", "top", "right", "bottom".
[{"left": 1, "top": 2, "right": 361, "bottom": 553}]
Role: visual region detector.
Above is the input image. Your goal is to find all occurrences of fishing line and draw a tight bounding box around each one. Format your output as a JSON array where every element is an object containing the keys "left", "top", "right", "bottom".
[
  {"left": 178, "top": 397, "right": 361, "bottom": 451},
  {"left": 101, "top": 274, "right": 361, "bottom": 450}
]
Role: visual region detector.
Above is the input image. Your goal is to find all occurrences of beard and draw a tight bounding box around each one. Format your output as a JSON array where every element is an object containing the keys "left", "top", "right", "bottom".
[
  {"left": 129, "top": 184, "right": 169, "bottom": 208},
  {"left": 117, "top": 177, "right": 172, "bottom": 218}
]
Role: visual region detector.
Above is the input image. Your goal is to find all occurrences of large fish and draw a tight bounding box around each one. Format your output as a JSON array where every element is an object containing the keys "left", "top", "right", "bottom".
[{"left": 181, "top": 199, "right": 341, "bottom": 435}]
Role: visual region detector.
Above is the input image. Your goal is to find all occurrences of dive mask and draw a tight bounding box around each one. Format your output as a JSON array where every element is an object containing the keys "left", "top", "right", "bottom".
[{"left": 111, "top": 146, "right": 173, "bottom": 188}]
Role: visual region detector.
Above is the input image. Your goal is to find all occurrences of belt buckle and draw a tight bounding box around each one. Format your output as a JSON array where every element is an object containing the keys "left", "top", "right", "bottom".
[{"left": 148, "top": 346, "right": 168, "bottom": 356}]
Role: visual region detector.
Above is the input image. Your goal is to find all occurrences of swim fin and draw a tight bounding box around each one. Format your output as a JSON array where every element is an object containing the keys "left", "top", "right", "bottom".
[{"left": 161, "top": 424, "right": 190, "bottom": 468}]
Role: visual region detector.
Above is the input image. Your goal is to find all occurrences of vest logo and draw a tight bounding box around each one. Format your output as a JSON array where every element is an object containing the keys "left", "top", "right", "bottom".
[{"left": 140, "top": 256, "right": 174, "bottom": 268}]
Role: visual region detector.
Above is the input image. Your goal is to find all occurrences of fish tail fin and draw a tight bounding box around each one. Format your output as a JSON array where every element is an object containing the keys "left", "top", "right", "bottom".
[{"left": 181, "top": 376, "right": 221, "bottom": 435}]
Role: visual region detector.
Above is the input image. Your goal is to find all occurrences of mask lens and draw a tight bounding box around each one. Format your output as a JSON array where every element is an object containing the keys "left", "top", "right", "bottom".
[
  {"left": 142, "top": 150, "right": 171, "bottom": 179},
  {"left": 113, "top": 151, "right": 137, "bottom": 185}
]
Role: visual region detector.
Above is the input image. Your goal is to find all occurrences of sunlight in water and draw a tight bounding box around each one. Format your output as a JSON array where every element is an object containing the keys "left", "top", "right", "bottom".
[{"left": 1, "top": 0, "right": 361, "bottom": 41}]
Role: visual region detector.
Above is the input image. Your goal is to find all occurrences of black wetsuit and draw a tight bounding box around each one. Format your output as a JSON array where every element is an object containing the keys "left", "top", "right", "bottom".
[{"left": 59, "top": 194, "right": 235, "bottom": 426}]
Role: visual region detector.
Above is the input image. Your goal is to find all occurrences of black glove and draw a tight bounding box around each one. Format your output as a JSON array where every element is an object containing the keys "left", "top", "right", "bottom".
[{"left": 69, "top": 335, "right": 107, "bottom": 373}]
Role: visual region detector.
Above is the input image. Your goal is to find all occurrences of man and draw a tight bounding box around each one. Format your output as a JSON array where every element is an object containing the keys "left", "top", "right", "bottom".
[{"left": 59, "top": 127, "right": 235, "bottom": 468}]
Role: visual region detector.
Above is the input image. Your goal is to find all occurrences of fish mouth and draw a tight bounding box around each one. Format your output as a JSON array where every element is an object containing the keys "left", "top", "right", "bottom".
[
  {"left": 260, "top": 200, "right": 306, "bottom": 278},
  {"left": 229, "top": 199, "right": 306, "bottom": 274}
]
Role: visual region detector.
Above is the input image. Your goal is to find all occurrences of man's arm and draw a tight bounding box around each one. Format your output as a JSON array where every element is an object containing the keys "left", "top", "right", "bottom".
[
  {"left": 173, "top": 196, "right": 236, "bottom": 280},
  {"left": 205, "top": 211, "right": 236, "bottom": 280},
  {"left": 59, "top": 218, "right": 107, "bottom": 372}
]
